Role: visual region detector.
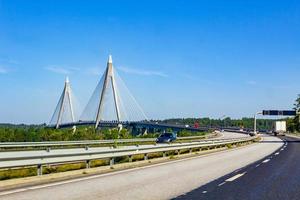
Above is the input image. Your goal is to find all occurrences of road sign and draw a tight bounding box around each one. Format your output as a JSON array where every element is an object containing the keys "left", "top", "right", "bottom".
[{"left": 262, "top": 110, "right": 296, "bottom": 116}]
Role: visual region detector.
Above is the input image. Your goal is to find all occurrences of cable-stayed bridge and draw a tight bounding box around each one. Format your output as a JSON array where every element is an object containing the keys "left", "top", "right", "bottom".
[
  {"left": 48, "top": 55, "right": 205, "bottom": 133},
  {"left": 49, "top": 55, "right": 147, "bottom": 128}
]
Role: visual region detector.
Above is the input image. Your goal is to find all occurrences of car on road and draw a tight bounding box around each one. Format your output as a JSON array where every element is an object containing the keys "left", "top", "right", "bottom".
[
  {"left": 249, "top": 133, "right": 255, "bottom": 136},
  {"left": 156, "top": 132, "right": 177, "bottom": 143}
]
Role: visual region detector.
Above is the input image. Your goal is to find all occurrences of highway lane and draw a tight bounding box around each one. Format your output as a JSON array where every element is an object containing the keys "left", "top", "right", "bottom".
[
  {"left": 219, "top": 131, "right": 249, "bottom": 139},
  {"left": 0, "top": 134, "right": 282, "bottom": 200},
  {"left": 175, "top": 135, "right": 300, "bottom": 200}
]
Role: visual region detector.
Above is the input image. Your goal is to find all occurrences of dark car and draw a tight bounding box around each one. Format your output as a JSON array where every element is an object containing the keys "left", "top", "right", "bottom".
[{"left": 156, "top": 132, "right": 177, "bottom": 143}]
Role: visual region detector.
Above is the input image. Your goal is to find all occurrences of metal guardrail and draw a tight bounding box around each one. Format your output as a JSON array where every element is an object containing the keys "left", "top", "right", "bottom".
[
  {"left": 0, "top": 136, "right": 257, "bottom": 175},
  {"left": 0, "top": 134, "right": 218, "bottom": 149},
  {"left": 0, "top": 138, "right": 156, "bottom": 148}
]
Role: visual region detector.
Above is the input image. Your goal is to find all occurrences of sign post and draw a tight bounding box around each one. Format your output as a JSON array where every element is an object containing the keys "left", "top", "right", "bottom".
[{"left": 254, "top": 110, "right": 296, "bottom": 135}]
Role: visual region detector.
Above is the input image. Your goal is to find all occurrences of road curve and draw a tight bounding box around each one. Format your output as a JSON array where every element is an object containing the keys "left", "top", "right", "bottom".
[
  {"left": 176, "top": 135, "right": 300, "bottom": 200},
  {"left": 219, "top": 131, "right": 249, "bottom": 139},
  {"left": 0, "top": 134, "right": 282, "bottom": 200}
]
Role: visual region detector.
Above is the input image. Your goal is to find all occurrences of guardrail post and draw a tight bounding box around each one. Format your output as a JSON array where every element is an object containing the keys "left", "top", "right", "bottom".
[
  {"left": 176, "top": 150, "right": 180, "bottom": 155},
  {"left": 163, "top": 151, "right": 167, "bottom": 157},
  {"left": 144, "top": 154, "right": 148, "bottom": 160},
  {"left": 37, "top": 164, "right": 43, "bottom": 176},
  {"left": 189, "top": 148, "right": 192, "bottom": 153},
  {"left": 110, "top": 158, "right": 115, "bottom": 167},
  {"left": 129, "top": 155, "right": 133, "bottom": 162},
  {"left": 86, "top": 160, "right": 91, "bottom": 169}
]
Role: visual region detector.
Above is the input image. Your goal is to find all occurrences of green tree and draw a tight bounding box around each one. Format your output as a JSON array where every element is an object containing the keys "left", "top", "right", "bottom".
[{"left": 293, "top": 94, "right": 300, "bottom": 132}]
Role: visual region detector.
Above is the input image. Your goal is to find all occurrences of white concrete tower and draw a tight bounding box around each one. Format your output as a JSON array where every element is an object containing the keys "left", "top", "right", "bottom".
[
  {"left": 95, "top": 55, "right": 121, "bottom": 128},
  {"left": 50, "top": 77, "right": 75, "bottom": 129}
]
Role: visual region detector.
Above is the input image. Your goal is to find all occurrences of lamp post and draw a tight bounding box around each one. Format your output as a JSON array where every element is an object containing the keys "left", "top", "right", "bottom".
[
  {"left": 254, "top": 112, "right": 262, "bottom": 134},
  {"left": 219, "top": 115, "right": 226, "bottom": 130}
]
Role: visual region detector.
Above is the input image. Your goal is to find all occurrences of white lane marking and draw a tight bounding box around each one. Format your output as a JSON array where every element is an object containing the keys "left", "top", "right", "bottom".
[
  {"left": 262, "top": 159, "right": 270, "bottom": 163},
  {"left": 275, "top": 152, "right": 279, "bottom": 155},
  {"left": 218, "top": 182, "right": 226, "bottom": 186},
  {"left": 281, "top": 148, "right": 284, "bottom": 151},
  {"left": 255, "top": 164, "right": 260, "bottom": 167},
  {"left": 225, "top": 172, "right": 246, "bottom": 182},
  {"left": 0, "top": 189, "right": 27, "bottom": 196},
  {"left": 202, "top": 191, "right": 207, "bottom": 194}
]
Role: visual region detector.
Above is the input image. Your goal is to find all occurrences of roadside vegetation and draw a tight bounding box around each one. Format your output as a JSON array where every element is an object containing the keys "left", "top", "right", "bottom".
[
  {"left": 161, "top": 117, "right": 276, "bottom": 131},
  {"left": 0, "top": 125, "right": 209, "bottom": 143},
  {"left": 286, "top": 94, "right": 300, "bottom": 134},
  {"left": 0, "top": 126, "right": 130, "bottom": 142},
  {"left": 177, "top": 130, "right": 207, "bottom": 137}
]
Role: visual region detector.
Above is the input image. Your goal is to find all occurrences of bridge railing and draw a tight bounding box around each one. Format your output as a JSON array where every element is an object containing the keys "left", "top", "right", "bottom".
[{"left": 0, "top": 136, "right": 257, "bottom": 176}]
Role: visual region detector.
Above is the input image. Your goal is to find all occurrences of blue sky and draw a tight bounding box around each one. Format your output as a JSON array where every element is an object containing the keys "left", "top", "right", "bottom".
[{"left": 0, "top": 0, "right": 299, "bottom": 124}]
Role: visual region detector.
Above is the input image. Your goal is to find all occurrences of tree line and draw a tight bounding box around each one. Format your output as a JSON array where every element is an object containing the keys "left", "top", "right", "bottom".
[
  {"left": 0, "top": 95, "right": 299, "bottom": 142},
  {"left": 161, "top": 94, "right": 300, "bottom": 133},
  {"left": 287, "top": 94, "right": 300, "bottom": 132},
  {"left": 160, "top": 117, "right": 275, "bottom": 131},
  {"left": 0, "top": 126, "right": 133, "bottom": 142}
]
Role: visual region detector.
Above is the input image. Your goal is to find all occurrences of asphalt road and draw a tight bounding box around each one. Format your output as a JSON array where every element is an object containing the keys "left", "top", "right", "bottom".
[
  {"left": 176, "top": 135, "right": 300, "bottom": 200},
  {"left": 0, "top": 133, "right": 282, "bottom": 200}
]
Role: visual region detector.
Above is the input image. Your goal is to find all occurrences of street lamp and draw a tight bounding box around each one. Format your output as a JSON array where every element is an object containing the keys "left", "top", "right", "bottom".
[
  {"left": 254, "top": 111, "right": 262, "bottom": 134},
  {"left": 219, "top": 115, "right": 226, "bottom": 129}
]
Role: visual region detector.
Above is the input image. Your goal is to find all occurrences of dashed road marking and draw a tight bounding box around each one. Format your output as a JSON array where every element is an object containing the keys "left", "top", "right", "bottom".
[
  {"left": 225, "top": 172, "right": 246, "bottom": 182},
  {"left": 275, "top": 152, "right": 279, "bottom": 155},
  {"left": 255, "top": 164, "right": 260, "bottom": 167},
  {"left": 202, "top": 191, "right": 207, "bottom": 194},
  {"left": 218, "top": 182, "right": 226, "bottom": 186},
  {"left": 262, "top": 159, "right": 270, "bottom": 163}
]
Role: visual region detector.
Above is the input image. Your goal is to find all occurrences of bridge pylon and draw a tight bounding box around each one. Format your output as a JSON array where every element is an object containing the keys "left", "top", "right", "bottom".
[
  {"left": 80, "top": 55, "right": 147, "bottom": 128},
  {"left": 95, "top": 55, "right": 121, "bottom": 128},
  {"left": 50, "top": 77, "right": 75, "bottom": 129}
]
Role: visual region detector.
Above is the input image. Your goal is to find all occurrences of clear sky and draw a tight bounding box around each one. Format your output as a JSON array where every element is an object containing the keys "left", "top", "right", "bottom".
[{"left": 0, "top": 0, "right": 299, "bottom": 124}]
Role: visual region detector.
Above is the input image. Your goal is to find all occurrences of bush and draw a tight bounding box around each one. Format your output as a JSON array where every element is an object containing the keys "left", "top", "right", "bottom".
[{"left": 177, "top": 130, "right": 207, "bottom": 137}]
